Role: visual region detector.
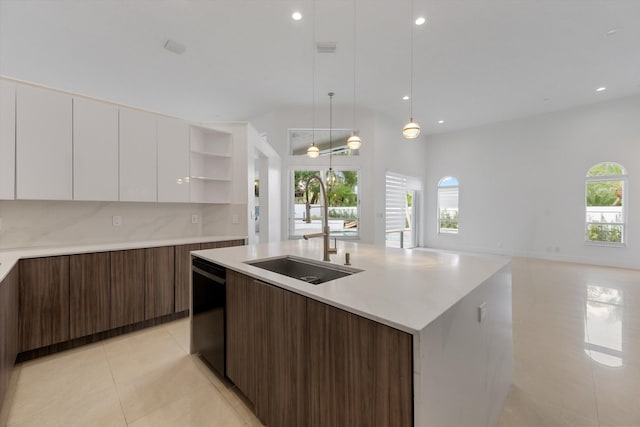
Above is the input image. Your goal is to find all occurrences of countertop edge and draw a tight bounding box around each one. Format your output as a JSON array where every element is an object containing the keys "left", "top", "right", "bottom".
[{"left": 0, "top": 235, "right": 247, "bottom": 282}]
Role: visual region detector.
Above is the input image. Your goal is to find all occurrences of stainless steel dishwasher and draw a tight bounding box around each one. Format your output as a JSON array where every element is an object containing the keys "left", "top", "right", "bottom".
[{"left": 191, "top": 256, "right": 226, "bottom": 377}]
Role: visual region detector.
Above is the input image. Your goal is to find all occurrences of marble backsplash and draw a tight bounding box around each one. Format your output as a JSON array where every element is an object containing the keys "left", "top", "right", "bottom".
[{"left": 0, "top": 200, "right": 230, "bottom": 250}]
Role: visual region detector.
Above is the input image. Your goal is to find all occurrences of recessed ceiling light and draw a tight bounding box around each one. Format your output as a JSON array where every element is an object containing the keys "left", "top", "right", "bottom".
[
  {"left": 415, "top": 17, "right": 426, "bottom": 26},
  {"left": 438, "top": 120, "right": 445, "bottom": 124},
  {"left": 292, "top": 11, "right": 302, "bottom": 21},
  {"left": 596, "top": 87, "right": 607, "bottom": 92},
  {"left": 402, "top": 95, "right": 410, "bottom": 101}
]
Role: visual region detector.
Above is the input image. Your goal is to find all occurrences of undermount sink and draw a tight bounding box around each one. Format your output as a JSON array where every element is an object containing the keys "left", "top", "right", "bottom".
[{"left": 245, "top": 255, "right": 362, "bottom": 285}]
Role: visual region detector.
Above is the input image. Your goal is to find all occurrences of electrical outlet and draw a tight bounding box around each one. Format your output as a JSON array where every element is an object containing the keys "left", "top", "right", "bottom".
[
  {"left": 478, "top": 302, "right": 487, "bottom": 323},
  {"left": 191, "top": 214, "right": 199, "bottom": 224},
  {"left": 112, "top": 215, "right": 122, "bottom": 226},
  {"left": 0, "top": 217, "right": 3, "bottom": 232},
  {"left": 232, "top": 214, "right": 239, "bottom": 224}
]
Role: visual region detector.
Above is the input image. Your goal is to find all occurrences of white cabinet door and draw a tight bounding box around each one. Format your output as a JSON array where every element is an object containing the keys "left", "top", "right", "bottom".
[
  {"left": 119, "top": 108, "right": 157, "bottom": 202},
  {"left": 0, "top": 80, "right": 16, "bottom": 200},
  {"left": 16, "top": 85, "right": 72, "bottom": 200},
  {"left": 73, "top": 97, "right": 119, "bottom": 201},
  {"left": 157, "top": 116, "right": 189, "bottom": 203}
]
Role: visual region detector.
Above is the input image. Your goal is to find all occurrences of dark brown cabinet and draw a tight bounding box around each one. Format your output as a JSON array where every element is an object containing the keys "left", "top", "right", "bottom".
[
  {"left": 174, "top": 243, "right": 201, "bottom": 313},
  {"left": 69, "top": 252, "right": 110, "bottom": 339},
  {"left": 0, "top": 265, "right": 19, "bottom": 410},
  {"left": 226, "top": 271, "right": 308, "bottom": 427},
  {"left": 226, "top": 270, "right": 258, "bottom": 404},
  {"left": 144, "top": 246, "right": 175, "bottom": 320},
  {"left": 308, "top": 299, "right": 413, "bottom": 427},
  {"left": 110, "top": 249, "right": 145, "bottom": 329},
  {"left": 201, "top": 239, "right": 245, "bottom": 250},
  {"left": 226, "top": 270, "right": 413, "bottom": 427},
  {"left": 19, "top": 256, "right": 70, "bottom": 352}
]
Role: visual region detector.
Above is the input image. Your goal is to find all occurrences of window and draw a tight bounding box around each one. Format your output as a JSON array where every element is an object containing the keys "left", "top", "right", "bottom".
[
  {"left": 290, "top": 169, "right": 359, "bottom": 239},
  {"left": 288, "top": 129, "right": 359, "bottom": 156},
  {"left": 585, "top": 163, "right": 627, "bottom": 245},
  {"left": 385, "top": 172, "right": 421, "bottom": 248},
  {"left": 437, "top": 176, "right": 459, "bottom": 234}
]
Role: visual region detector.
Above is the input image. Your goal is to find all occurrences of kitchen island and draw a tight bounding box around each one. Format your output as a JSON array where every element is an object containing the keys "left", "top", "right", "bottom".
[{"left": 192, "top": 240, "right": 512, "bottom": 427}]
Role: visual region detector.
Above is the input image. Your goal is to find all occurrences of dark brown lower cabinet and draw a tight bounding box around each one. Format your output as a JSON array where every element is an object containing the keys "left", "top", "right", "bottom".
[
  {"left": 227, "top": 271, "right": 308, "bottom": 427},
  {"left": 0, "top": 265, "right": 19, "bottom": 409},
  {"left": 200, "top": 239, "right": 245, "bottom": 250},
  {"left": 174, "top": 243, "right": 201, "bottom": 313},
  {"left": 19, "top": 256, "right": 70, "bottom": 352},
  {"left": 69, "top": 252, "right": 110, "bottom": 339},
  {"left": 144, "top": 246, "right": 175, "bottom": 320},
  {"left": 110, "top": 249, "right": 145, "bottom": 329},
  {"left": 226, "top": 270, "right": 258, "bottom": 404},
  {"left": 308, "top": 300, "right": 413, "bottom": 427},
  {"left": 226, "top": 270, "right": 413, "bottom": 427}
]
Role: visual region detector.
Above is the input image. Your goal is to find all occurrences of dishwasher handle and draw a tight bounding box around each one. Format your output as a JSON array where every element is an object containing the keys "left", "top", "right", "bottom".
[{"left": 192, "top": 266, "right": 226, "bottom": 285}]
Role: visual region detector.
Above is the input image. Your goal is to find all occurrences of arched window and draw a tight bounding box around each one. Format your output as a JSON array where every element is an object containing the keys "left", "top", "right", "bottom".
[
  {"left": 438, "top": 176, "right": 459, "bottom": 234},
  {"left": 585, "top": 162, "right": 627, "bottom": 245}
]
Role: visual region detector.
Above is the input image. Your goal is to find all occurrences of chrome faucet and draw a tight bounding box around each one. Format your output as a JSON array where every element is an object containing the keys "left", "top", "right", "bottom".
[{"left": 302, "top": 175, "right": 337, "bottom": 261}]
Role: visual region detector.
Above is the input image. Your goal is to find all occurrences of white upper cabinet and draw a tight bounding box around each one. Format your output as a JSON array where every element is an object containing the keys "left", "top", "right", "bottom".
[
  {"left": 73, "top": 97, "right": 119, "bottom": 201},
  {"left": 16, "top": 85, "right": 72, "bottom": 200},
  {"left": 119, "top": 107, "right": 157, "bottom": 202},
  {"left": 157, "top": 116, "right": 190, "bottom": 203},
  {"left": 0, "top": 80, "right": 16, "bottom": 200}
]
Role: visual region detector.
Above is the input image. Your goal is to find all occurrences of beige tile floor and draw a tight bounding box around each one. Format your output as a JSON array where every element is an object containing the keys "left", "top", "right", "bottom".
[{"left": 3, "top": 257, "right": 639, "bottom": 426}]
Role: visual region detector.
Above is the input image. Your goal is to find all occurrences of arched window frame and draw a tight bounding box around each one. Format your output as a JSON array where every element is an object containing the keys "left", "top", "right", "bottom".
[
  {"left": 585, "top": 162, "right": 628, "bottom": 246},
  {"left": 437, "top": 176, "right": 459, "bottom": 235}
]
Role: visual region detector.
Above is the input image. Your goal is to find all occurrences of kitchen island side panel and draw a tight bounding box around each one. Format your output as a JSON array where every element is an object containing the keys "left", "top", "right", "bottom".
[{"left": 415, "top": 264, "right": 512, "bottom": 427}]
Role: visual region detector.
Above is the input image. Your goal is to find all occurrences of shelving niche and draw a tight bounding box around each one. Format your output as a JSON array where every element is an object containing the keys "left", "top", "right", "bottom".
[{"left": 189, "top": 126, "right": 232, "bottom": 203}]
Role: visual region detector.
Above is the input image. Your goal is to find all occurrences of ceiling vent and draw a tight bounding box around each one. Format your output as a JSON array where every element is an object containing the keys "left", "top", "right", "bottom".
[
  {"left": 316, "top": 41, "right": 337, "bottom": 53},
  {"left": 164, "top": 39, "right": 186, "bottom": 55}
]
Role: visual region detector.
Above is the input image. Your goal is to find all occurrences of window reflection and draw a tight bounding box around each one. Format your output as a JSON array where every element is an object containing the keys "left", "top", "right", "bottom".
[{"left": 584, "top": 285, "right": 625, "bottom": 368}]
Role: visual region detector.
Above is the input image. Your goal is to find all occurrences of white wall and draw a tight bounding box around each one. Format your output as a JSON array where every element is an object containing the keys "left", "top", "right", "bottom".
[{"left": 424, "top": 95, "right": 640, "bottom": 269}]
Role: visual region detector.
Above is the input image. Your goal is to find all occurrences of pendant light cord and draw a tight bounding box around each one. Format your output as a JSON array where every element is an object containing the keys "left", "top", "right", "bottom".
[
  {"left": 410, "top": 0, "right": 414, "bottom": 119},
  {"left": 329, "top": 92, "right": 333, "bottom": 172},
  {"left": 352, "top": 0, "right": 357, "bottom": 130},
  {"left": 312, "top": 0, "right": 316, "bottom": 145}
]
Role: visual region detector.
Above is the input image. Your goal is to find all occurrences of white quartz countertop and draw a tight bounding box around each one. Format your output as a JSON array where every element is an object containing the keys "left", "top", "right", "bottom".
[
  {"left": 0, "top": 235, "right": 246, "bottom": 282},
  {"left": 193, "top": 240, "right": 511, "bottom": 334}
]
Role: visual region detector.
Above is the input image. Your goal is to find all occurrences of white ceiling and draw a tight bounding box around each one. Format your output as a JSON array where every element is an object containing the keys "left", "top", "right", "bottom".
[{"left": 1, "top": 0, "right": 639, "bottom": 135}]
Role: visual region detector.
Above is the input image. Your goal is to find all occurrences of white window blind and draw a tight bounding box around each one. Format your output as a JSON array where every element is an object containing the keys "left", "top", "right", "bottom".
[
  {"left": 438, "top": 187, "right": 459, "bottom": 210},
  {"left": 385, "top": 172, "right": 421, "bottom": 232},
  {"left": 386, "top": 172, "right": 407, "bottom": 233}
]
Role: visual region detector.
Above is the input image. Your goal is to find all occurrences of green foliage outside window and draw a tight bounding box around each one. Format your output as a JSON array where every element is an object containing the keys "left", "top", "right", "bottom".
[
  {"left": 587, "top": 224, "right": 622, "bottom": 243},
  {"left": 439, "top": 209, "right": 459, "bottom": 230}
]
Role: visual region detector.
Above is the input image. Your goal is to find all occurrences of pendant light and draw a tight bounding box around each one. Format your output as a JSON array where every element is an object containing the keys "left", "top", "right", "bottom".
[
  {"left": 307, "top": 0, "right": 320, "bottom": 158},
  {"left": 327, "top": 92, "right": 337, "bottom": 188},
  {"left": 347, "top": 0, "right": 362, "bottom": 150},
  {"left": 402, "top": 0, "right": 421, "bottom": 139}
]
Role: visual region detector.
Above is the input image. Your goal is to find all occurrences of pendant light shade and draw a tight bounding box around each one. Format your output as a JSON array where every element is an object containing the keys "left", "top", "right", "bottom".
[
  {"left": 402, "top": 119, "right": 421, "bottom": 139},
  {"left": 307, "top": 143, "right": 320, "bottom": 158},
  {"left": 347, "top": 132, "right": 362, "bottom": 150}
]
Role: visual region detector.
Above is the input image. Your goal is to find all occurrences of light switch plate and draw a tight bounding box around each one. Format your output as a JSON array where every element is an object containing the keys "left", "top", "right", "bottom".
[
  {"left": 191, "top": 214, "right": 199, "bottom": 224},
  {"left": 112, "top": 215, "right": 122, "bottom": 226},
  {"left": 232, "top": 214, "right": 239, "bottom": 224}
]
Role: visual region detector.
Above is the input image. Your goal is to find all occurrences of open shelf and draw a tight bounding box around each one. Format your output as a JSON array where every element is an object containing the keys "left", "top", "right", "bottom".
[{"left": 189, "top": 125, "right": 233, "bottom": 203}]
